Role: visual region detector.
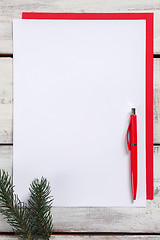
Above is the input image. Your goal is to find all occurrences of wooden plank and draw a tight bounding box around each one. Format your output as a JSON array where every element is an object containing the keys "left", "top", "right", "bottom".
[
  {"left": 0, "top": 146, "right": 159, "bottom": 233},
  {"left": 0, "top": 57, "right": 160, "bottom": 144},
  {"left": 0, "top": 58, "right": 12, "bottom": 143},
  {"left": 47, "top": 236, "right": 160, "bottom": 240},
  {"left": 50, "top": 236, "right": 160, "bottom": 240},
  {"left": 0, "top": 235, "right": 160, "bottom": 240},
  {"left": 0, "top": 0, "right": 159, "bottom": 54},
  {"left": 0, "top": 146, "right": 12, "bottom": 232},
  {"left": 153, "top": 58, "right": 160, "bottom": 143}
]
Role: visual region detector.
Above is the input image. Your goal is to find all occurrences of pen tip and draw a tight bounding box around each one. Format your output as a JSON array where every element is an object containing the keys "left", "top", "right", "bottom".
[{"left": 131, "top": 108, "right": 136, "bottom": 115}]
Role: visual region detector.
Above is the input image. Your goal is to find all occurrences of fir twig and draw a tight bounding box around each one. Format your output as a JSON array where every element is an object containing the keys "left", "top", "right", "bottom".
[
  {"left": 0, "top": 170, "right": 54, "bottom": 240},
  {"left": 0, "top": 170, "right": 32, "bottom": 240},
  {"left": 28, "top": 177, "right": 53, "bottom": 239}
]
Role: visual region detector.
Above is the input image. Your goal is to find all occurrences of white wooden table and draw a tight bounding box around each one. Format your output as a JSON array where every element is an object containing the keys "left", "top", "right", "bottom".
[{"left": 0, "top": 1, "right": 160, "bottom": 239}]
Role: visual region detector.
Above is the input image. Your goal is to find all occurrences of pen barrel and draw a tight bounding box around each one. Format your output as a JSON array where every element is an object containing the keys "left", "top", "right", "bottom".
[
  {"left": 130, "top": 114, "right": 137, "bottom": 200},
  {"left": 131, "top": 145, "right": 137, "bottom": 200},
  {"left": 130, "top": 115, "right": 137, "bottom": 145}
]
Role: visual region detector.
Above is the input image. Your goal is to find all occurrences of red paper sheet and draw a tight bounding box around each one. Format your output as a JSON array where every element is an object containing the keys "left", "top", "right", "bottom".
[{"left": 22, "top": 12, "right": 154, "bottom": 199}]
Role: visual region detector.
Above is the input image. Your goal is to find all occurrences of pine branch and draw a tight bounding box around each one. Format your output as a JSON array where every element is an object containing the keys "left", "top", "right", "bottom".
[
  {"left": 0, "top": 171, "right": 54, "bottom": 239},
  {"left": 0, "top": 170, "right": 33, "bottom": 240},
  {"left": 28, "top": 177, "right": 54, "bottom": 239}
]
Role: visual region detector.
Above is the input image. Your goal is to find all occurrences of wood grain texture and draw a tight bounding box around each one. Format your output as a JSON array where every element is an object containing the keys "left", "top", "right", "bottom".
[
  {"left": 0, "top": 58, "right": 12, "bottom": 143},
  {"left": 0, "top": 235, "right": 160, "bottom": 240},
  {"left": 0, "top": 0, "right": 159, "bottom": 54},
  {"left": 48, "top": 236, "right": 160, "bottom": 240},
  {"left": 0, "top": 146, "right": 159, "bottom": 233},
  {"left": 0, "top": 146, "right": 12, "bottom": 232},
  {"left": 153, "top": 58, "right": 160, "bottom": 143},
  {"left": 0, "top": 57, "right": 159, "bottom": 144}
]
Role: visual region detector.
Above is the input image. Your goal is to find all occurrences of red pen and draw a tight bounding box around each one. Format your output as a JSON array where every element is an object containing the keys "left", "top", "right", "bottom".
[{"left": 127, "top": 108, "right": 137, "bottom": 200}]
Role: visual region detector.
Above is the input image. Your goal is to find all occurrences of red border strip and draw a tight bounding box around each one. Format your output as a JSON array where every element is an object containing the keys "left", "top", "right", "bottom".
[
  {"left": 145, "top": 13, "right": 154, "bottom": 199},
  {"left": 22, "top": 12, "right": 154, "bottom": 199}
]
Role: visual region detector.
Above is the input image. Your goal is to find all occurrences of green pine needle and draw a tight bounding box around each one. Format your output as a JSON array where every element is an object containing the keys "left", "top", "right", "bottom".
[
  {"left": 0, "top": 170, "right": 54, "bottom": 240},
  {"left": 28, "top": 177, "right": 53, "bottom": 239},
  {"left": 0, "top": 170, "right": 32, "bottom": 239}
]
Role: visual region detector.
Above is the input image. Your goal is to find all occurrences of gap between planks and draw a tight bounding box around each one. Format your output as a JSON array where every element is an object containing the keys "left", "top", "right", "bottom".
[
  {"left": 1, "top": 233, "right": 160, "bottom": 240},
  {"left": 0, "top": 54, "right": 12, "bottom": 58},
  {"left": 0, "top": 144, "right": 159, "bottom": 146},
  {"left": 0, "top": 54, "right": 160, "bottom": 59},
  {"left": 1, "top": 232, "right": 160, "bottom": 235}
]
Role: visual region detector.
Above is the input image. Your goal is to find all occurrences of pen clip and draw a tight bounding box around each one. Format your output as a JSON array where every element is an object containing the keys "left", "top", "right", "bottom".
[{"left": 127, "top": 118, "right": 131, "bottom": 151}]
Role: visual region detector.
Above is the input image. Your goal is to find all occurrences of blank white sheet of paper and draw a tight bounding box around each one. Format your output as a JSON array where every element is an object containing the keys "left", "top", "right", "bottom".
[{"left": 13, "top": 19, "right": 146, "bottom": 207}]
